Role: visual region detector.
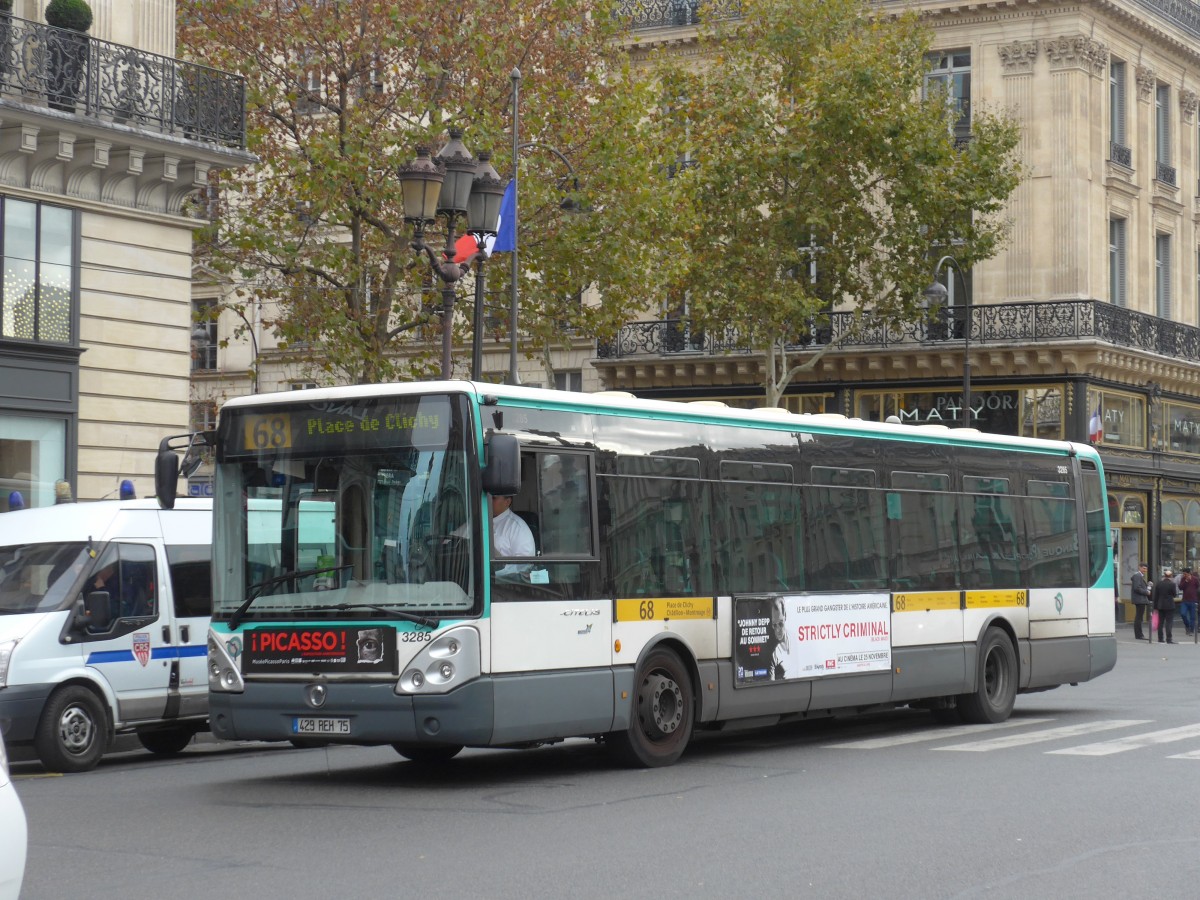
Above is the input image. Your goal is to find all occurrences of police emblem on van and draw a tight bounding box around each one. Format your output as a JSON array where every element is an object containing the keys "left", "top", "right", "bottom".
[{"left": 132, "top": 633, "right": 151, "bottom": 667}]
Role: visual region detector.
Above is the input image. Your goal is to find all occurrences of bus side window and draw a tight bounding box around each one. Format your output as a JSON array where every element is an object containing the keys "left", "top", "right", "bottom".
[{"left": 538, "top": 453, "right": 592, "bottom": 556}]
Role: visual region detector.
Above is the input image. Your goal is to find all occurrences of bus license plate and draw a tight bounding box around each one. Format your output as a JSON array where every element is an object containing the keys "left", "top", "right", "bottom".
[{"left": 293, "top": 717, "right": 350, "bottom": 736}]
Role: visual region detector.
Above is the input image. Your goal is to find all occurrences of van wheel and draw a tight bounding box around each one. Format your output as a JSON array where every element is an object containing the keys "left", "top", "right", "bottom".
[
  {"left": 137, "top": 726, "right": 197, "bottom": 756},
  {"left": 35, "top": 686, "right": 109, "bottom": 773}
]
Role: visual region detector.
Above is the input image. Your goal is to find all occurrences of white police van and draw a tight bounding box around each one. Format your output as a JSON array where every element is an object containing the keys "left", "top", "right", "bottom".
[{"left": 0, "top": 498, "right": 212, "bottom": 772}]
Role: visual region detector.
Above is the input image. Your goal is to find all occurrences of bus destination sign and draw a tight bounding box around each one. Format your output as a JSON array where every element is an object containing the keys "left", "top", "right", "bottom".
[
  {"left": 221, "top": 396, "right": 452, "bottom": 459},
  {"left": 242, "top": 626, "right": 398, "bottom": 674}
]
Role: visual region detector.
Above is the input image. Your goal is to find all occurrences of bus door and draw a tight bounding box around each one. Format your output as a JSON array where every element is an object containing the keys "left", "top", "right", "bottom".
[{"left": 489, "top": 450, "right": 608, "bottom": 671}]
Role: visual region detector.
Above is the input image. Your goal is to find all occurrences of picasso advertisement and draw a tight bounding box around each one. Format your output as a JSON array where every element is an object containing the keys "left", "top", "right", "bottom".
[{"left": 734, "top": 593, "right": 892, "bottom": 686}]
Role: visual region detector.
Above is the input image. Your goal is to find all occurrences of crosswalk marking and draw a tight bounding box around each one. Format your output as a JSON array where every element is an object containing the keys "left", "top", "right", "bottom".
[
  {"left": 1047, "top": 723, "right": 1200, "bottom": 756},
  {"left": 1166, "top": 749, "right": 1200, "bottom": 760},
  {"left": 823, "top": 718, "right": 1053, "bottom": 750},
  {"left": 935, "top": 719, "right": 1150, "bottom": 752}
]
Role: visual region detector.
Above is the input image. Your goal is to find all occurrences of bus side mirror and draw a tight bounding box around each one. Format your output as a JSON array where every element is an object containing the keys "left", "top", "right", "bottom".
[
  {"left": 155, "top": 443, "right": 180, "bottom": 510},
  {"left": 482, "top": 434, "right": 521, "bottom": 496},
  {"left": 153, "top": 431, "right": 214, "bottom": 509}
]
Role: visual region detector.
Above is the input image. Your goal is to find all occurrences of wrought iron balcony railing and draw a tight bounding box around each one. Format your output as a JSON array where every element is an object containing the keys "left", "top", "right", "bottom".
[
  {"left": 597, "top": 299, "right": 1200, "bottom": 364},
  {"left": 1109, "top": 142, "right": 1132, "bottom": 168},
  {"left": 0, "top": 13, "right": 245, "bottom": 149},
  {"left": 614, "top": 0, "right": 743, "bottom": 30},
  {"left": 1156, "top": 161, "right": 1177, "bottom": 186}
]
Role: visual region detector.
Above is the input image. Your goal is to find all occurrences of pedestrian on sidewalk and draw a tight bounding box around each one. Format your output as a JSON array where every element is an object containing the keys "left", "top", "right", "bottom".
[
  {"left": 1131, "top": 562, "right": 1152, "bottom": 640},
  {"left": 1153, "top": 567, "right": 1178, "bottom": 644},
  {"left": 1180, "top": 567, "right": 1198, "bottom": 636}
]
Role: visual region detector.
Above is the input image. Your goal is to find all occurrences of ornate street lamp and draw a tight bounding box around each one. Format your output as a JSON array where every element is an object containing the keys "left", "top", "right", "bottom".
[
  {"left": 923, "top": 255, "right": 971, "bottom": 427},
  {"left": 398, "top": 130, "right": 498, "bottom": 379},
  {"left": 468, "top": 151, "right": 504, "bottom": 380}
]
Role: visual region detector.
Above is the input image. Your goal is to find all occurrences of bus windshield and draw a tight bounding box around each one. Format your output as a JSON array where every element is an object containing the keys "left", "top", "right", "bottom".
[
  {"left": 212, "top": 393, "right": 476, "bottom": 624},
  {"left": 0, "top": 542, "right": 92, "bottom": 615}
]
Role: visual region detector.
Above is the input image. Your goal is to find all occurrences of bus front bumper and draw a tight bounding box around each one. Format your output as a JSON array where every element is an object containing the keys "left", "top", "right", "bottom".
[{"left": 209, "top": 678, "right": 496, "bottom": 747}]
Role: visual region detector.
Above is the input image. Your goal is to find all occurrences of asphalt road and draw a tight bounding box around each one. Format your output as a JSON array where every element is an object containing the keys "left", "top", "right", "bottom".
[{"left": 11, "top": 629, "right": 1200, "bottom": 900}]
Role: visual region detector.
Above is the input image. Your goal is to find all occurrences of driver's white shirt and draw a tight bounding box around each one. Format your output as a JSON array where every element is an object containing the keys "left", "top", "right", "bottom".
[{"left": 492, "top": 507, "right": 536, "bottom": 558}]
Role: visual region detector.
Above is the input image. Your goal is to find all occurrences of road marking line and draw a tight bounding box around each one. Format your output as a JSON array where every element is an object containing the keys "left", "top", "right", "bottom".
[
  {"left": 1048, "top": 723, "right": 1200, "bottom": 756},
  {"left": 823, "top": 718, "right": 1054, "bottom": 750},
  {"left": 935, "top": 719, "right": 1151, "bottom": 752},
  {"left": 1166, "top": 749, "right": 1200, "bottom": 760}
]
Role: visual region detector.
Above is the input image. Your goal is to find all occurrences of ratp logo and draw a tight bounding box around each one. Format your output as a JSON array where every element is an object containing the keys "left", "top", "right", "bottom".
[{"left": 1054, "top": 592, "right": 1064, "bottom": 614}]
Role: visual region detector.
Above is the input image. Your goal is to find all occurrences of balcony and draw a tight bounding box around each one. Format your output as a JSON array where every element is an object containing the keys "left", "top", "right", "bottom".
[
  {"left": 598, "top": 300, "right": 1200, "bottom": 364},
  {"left": 615, "top": 0, "right": 742, "bottom": 31},
  {"left": 0, "top": 13, "right": 244, "bottom": 148}
]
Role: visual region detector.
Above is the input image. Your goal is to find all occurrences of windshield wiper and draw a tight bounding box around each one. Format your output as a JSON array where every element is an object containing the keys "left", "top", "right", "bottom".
[
  {"left": 301, "top": 604, "right": 439, "bottom": 629},
  {"left": 228, "top": 564, "right": 352, "bottom": 630}
]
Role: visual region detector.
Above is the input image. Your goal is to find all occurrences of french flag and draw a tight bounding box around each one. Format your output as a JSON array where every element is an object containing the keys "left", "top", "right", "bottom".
[
  {"left": 452, "top": 179, "right": 516, "bottom": 263},
  {"left": 1088, "top": 404, "right": 1103, "bottom": 443}
]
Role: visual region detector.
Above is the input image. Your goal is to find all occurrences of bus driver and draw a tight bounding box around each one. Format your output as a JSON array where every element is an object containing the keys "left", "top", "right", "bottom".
[{"left": 490, "top": 494, "right": 535, "bottom": 559}]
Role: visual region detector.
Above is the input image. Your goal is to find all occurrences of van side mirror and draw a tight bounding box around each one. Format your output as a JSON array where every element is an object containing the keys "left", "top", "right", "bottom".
[{"left": 482, "top": 433, "right": 521, "bottom": 496}]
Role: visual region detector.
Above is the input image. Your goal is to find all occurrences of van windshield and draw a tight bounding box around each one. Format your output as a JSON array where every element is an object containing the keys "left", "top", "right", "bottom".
[{"left": 0, "top": 542, "right": 91, "bottom": 615}]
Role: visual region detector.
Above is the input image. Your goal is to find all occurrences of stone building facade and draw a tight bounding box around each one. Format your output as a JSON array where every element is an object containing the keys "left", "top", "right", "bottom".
[
  {"left": 604, "top": 0, "right": 1200, "bottom": 614},
  {"left": 189, "top": 1, "right": 1200, "bottom": 612},
  {"left": 0, "top": 0, "right": 250, "bottom": 507}
]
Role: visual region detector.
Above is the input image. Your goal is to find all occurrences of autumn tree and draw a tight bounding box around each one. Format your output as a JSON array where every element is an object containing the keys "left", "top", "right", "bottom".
[
  {"left": 650, "top": 0, "right": 1022, "bottom": 406},
  {"left": 179, "top": 0, "right": 667, "bottom": 386}
]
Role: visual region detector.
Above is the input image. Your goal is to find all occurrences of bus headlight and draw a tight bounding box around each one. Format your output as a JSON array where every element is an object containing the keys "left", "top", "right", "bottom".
[
  {"left": 396, "top": 627, "right": 480, "bottom": 695},
  {"left": 0, "top": 640, "right": 15, "bottom": 688},
  {"left": 208, "top": 629, "right": 245, "bottom": 693}
]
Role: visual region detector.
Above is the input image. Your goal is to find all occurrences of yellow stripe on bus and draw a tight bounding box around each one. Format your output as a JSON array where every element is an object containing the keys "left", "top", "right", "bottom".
[
  {"left": 615, "top": 597, "right": 714, "bottom": 622},
  {"left": 965, "top": 589, "right": 1028, "bottom": 609},
  {"left": 892, "top": 591, "right": 960, "bottom": 612}
]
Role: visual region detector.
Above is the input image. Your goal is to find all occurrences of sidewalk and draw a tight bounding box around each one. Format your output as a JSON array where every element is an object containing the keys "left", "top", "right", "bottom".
[{"left": 1117, "top": 618, "right": 1199, "bottom": 644}]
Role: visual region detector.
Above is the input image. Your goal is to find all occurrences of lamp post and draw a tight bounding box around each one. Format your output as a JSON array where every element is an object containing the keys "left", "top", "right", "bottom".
[
  {"left": 397, "top": 129, "right": 501, "bottom": 379},
  {"left": 468, "top": 152, "right": 504, "bottom": 380},
  {"left": 923, "top": 255, "right": 971, "bottom": 427}
]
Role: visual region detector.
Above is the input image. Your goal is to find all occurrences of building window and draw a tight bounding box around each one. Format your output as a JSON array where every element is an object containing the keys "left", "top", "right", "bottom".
[
  {"left": 1160, "top": 495, "right": 1200, "bottom": 575},
  {"left": 856, "top": 385, "right": 1062, "bottom": 437},
  {"left": 554, "top": 370, "right": 583, "bottom": 392},
  {"left": 1109, "top": 217, "right": 1127, "bottom": 307},
  {"left": 192, "top": 300, "right": 217, "bottom": 370},
  {"left": 0, "top": 199, "right": 75, "bottom": 344},
  {"left": 925, "top": 50, "right": 971, "bottom": 139},
  {"left": 1156, "top": 233, "right": 1172, "bottom": 319},
  {"left": 1163, "top": 399, "right": 1200, "bottom": 456},
  {"left": 0, "top": 414, "right": 67, "bottom": 510},
  {"left": 297, "top": 54, "right": 323, "bottom": 114},
  {"left": 1087, "top": 388, "right": 1147, "bottom": 448},
  {"left": 189, "top": 400, "right": 217, "bottom": 433},
  {"left": 1156, "top": 83, "right": 1176, "bottom": 185},
  {"left": 1110, "top": 61, "right": 1131, "bottom": 166},
  {"left": 290, "top": 382, "right": 318, "bottom": 391}
]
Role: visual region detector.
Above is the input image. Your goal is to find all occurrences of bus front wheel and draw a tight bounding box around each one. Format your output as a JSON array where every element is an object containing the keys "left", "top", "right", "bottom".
[
  {"left": 957, "top": 628, "right": 1017, "bottom": 724},
  {"left": 610, "top": 648, "right": 694, "bottom": 768},
  {"left": 392, "top": 743, "right": 463, "bottom": 763}
]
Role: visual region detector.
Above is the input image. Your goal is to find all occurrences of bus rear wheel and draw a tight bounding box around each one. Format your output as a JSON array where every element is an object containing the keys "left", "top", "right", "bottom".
[
  {"left": 392, "top": 743, "right": 463, "bottom": 763},
  {"left": 137, "top": 726, "right": 197, "bottom": 756},
  {"left": 958, "top": 628, "right": 1017, "bottom": 724},
  {"left": 610, "top": 648, "right": 694, "bottom": 768}
]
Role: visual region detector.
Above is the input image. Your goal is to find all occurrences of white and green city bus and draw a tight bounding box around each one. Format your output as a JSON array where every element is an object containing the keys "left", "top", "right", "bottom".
[{"left": 156, "top": 381, "right": 1115, "bottom": 767}]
